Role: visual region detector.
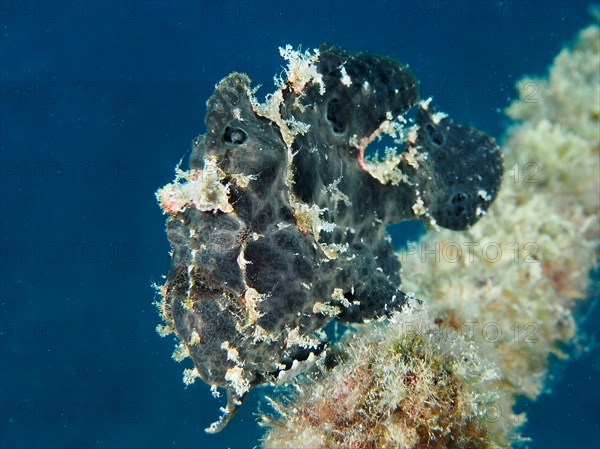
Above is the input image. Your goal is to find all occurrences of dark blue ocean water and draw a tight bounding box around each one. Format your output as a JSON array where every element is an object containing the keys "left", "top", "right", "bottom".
[{"left": 1, "top": 1, "right": 598, "bottom": 448}]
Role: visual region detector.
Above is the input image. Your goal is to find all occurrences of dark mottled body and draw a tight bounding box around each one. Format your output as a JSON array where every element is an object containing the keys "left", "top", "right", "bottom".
[{"left": 157, "top": 45, "right": 502, "bottom": 432}]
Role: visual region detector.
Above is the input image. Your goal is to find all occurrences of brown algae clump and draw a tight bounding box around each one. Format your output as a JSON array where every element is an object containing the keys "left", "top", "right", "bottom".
[{"left": 261, "top": 302, "right": 513, "bottom": 449}]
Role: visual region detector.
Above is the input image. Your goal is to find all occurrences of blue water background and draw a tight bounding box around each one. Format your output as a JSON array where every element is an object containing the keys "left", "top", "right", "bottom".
[{"left": 1, "top": 1, "right": 598, "bottom": 448}]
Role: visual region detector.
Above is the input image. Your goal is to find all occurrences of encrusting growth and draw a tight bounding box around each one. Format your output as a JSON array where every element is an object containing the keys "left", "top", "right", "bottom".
[
  {"left": 401, "top": 20, "right": 599, "bottom": 402},
  {"left": 261, "top": 301, "right": 512, "bottom": 449}
]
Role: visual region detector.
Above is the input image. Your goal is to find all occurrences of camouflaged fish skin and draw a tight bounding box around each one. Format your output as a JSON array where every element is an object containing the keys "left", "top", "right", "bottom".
[{"left": 156, "top": 44, "right": 503, "bottom": 432}]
